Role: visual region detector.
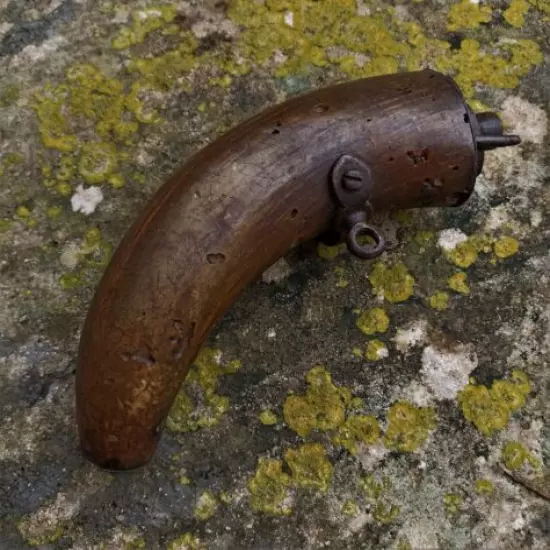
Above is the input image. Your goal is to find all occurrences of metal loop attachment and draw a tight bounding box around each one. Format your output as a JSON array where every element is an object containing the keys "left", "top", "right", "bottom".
[
  {"left": 347, "top": 222, "right": 386, "bottom": 260},
  {"left": 329, "top": 154, "right": 386, "bottom": 260}
]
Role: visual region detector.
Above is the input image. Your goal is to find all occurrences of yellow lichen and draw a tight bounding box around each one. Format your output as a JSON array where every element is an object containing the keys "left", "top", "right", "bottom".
[
  {"left": 108, "top": 173, "right": 125, "bottom": 189},
  {"left": 359, "top": 474, "right": 400, "bottom": 523},
  {"left": 384, "top": 401, "right": 437, "bottom": 452},
  {"left": 341, "top": 499, "right": 359, "bottom": 516},
  {"left": 178, "top": 475, "right": 191, "bottom": 485},
  {"left": 227, "top": 0, "right": 447, "bottom": 82},
  {"left": 283, "top": 366, "right": 349, "bottom": 438},
  {"left": 443, "top": 493, "right": 463, "bottom": 516},
  {"left": 469, "top": 234, "right": 495, "bottom": 254},
  {"left": 0, "top": 219, "right": 12, "bottom": 233},
  {"left": 413, "top": 231, "right": 435, "bottom": 247},
  {"left": 129, "top": 33, "right": 199, "bottom": 90},
  {"left": 458, "top": 371, "right": 531, "bottom": 436},
  {"left": 397, "top": 538, "right": 413, "bottom": 550},
  {"left": 360, "top": 474, "right": 391, "bottom": 500},
  {"left": 448, "top": 272, "right": 470, "bottom": 295},
  {"left": 447, "top": 0, "right": 492, "bottom": 31},
  {"left": 528, "top": 0, "right": 550, "bottom": 15},
  {"left": 332, "top": 415, "right": 380, "bottom": 455},
  {"left": 493, "top": 236, "right": 519, "bottom": 259},
  {"left": 429, "top": 291, "right": 450, "bottom": 311},
  {"left": 17, "top": 524, "right": 65, "bottom": 547},
  {"left": 259, "top": 410, "right": 278, "bottom": 426},
  {"left": 365, "top": 339, "right": 388, "bottom": 361},
  {"left": 32, "top": 84, "right": 79, "bottom": 152},
  {"left": 59, "top": 273, "right": 81, "bottom": 290},
  {"left": 56, "top": 182, "right": 72, "bottom": 197},
  {"left": 334, "top": 266, "right": 349, "bottom": 288},
  {"left": 316, "top": 242, "right": 344, "bottom": 260},
  {"left": 369, "top": 261, "right": 415, "bottom": 303},
  {"left": 475, "top": 479, "right": 495, "bottom": 495},
  {"left": 356, "top": 308, "right": 390, "bottom": 335},
  {"left": 167, "top": 348, "right": 241, "bottom": 432},
  {"left": 15, "top": 205, "right": 31, "bottom": 219},
  {"left": 373, "top": 501, "right": 401, "bottom": 524},
  {"left": 445, "top": 241, "right": 478, "bottom": 268},
  {"left": 436, "top": 39, "right": 542, "bottom": 98},
  {"left": 78, "top": 142, "right": 118, "bottom": 184},
  {"left": 0, "top": 84, "right": 19, "bottom": 107},
  {"left": 504, "top": 0, "right": 530, "bottom": 26},
  {"left": 248, "top": 458, "right": 292, "bottom": 516},
  {"left": 194, "top": 490, "right": 218, "bottom": 521},
  {"left": 502, "top": 441, "right": 540, "bottom": 470},
  {"left": 284, "top": 443, "right": 333, "bottom": 492},
  {"left": 168, "top": 533, "right": 206, "bottom": 550},
  {"left": 112, "top": 5, "right": 177, "bottom": 49}
]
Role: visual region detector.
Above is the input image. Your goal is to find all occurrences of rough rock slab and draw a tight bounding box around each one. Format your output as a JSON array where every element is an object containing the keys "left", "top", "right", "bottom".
[{"left": 0, "top": 1, "right": 549, "bottom": 549}]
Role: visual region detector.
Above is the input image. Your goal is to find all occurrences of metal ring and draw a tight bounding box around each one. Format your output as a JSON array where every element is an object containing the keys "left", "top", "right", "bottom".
[{"left": 346, "top": 222, "right": 385, "bottom": 260}]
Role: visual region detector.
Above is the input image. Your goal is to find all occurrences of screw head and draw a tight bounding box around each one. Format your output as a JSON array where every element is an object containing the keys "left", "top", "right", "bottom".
[{"left": 342, "top": 170, "right": 363, "bottom": 191}]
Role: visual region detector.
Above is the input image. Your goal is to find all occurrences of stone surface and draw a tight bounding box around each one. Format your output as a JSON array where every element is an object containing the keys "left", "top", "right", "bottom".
[{"left": 0, "top": 1, "right": 549, "bottom": 549}]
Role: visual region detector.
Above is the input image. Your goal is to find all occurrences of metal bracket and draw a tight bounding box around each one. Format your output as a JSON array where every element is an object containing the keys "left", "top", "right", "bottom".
[{"left": 330, "top": 154, "right": 385, "bottom": 260}]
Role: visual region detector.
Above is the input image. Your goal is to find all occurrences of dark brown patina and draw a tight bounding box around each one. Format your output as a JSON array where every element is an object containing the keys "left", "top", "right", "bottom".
[{"left": 75, "top": 70, "right": 520, "bottom": 471}]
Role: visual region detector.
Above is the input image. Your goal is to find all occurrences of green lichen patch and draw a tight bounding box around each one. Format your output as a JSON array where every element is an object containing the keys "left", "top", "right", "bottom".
[
  {"left": 475, "top": 479, "right": 495, "bottom": 495},
  {"left": 469, "top": 233, "right": 497, "bottom": 254},
  {"left": 429, "top": 291, "right": 450, "bottom": 311},
  {"left": 458, "top": 371, "right": 532, "bottom": 436},
  {"left": 384, "top": 401, "right": 437, "bottom": 452},
  {"left": 360, "top": 474, "right": 392, "bottom": 501},
  {"left": 167, "top": 348, "right": 242, "bottom": 432},
  {"left": 0, "top": 219, "right": 12, "bottom": 233},
  {"left": 365, "top": 339, "right": 388, "bottom": 361},
  {"left": 444, "top": 241, "right": 478, "bottom": 268},
  {"left": 397, "top": 538, "right": 413, "bottom": 550},
  {"left": 528, "top": 0, "right": 550, "bottom": 15},
  {"left": 369, "top": 261, "right": 415, "bottom": 303},
  {"left": 259, "top": 409, "right": 278, "bottom": 426},
  {"left": 178, "top": 475, "right": 191, "bottom": 486},
  {"left": 341, "top": 499, "right": 360, "bottom": 516},
  {"left": 448, "top": 272, "right": 470, "bottom": 295},
  {"left": 283, "top": 366, "right": 350, "bottom": 438},
  {"left": 373, "top": 501, "right": 401, "bottom": 524},
  {"left": 248, "top": 458, "right": 293, "bottom": 516},
  {"left": 0, "top": 152, "right": 24, "bottom": 177},
  {"left": 502, "top": 441, "right": 541, "bottom": 470},
  {"left": 129, "top": 33, "right": 199, "bottom": 90},
  {"left": 334, "top": 266, "right": 349, "bottom": 288},
  {"left": 111, "top": 5, "right": 178, "bottom": 50},
  {"left": 356, "top": 307, "right": 390, "bottom": 336},
  {"left": 505, "top": 0, "right": 530, "bottom": 27},
  {"left": 493, "top": 236, "right": 520, "bottom": 259},
  {"left": 16, "top": 522, "right": 65, "bottom": 547},
  {"left": 360, "top": 474, "right": 400, "bottom": 524},
  {"left": 58, "top": 227, "right": 113, "bottom": 288},
  {"left": 193, "top": 490, "right": 218, "bottom": 521},
  {"left": 284, "top": 443, "right": 333, "bottom": 492},
  {"left": 443, "top": 492, "right": 463, "bottom": 516},
  {"left": 447, "top": 0, "right": 492, "bottom": 31},
  {"left": 32, "top": 62, "right": 161, "bottom": 201},
  {"left": 316, "top": 242, "right": 344, "bottom": 260},
  {"left": 436, "top": 38, "right": 542, "bottom": 99},
  {"left": 78, "top": 142, "right": 118, "bottom": 184},
  {"left": 332, "top": 415, "right": 380, "bottom": 455},
  {"left": 413, "top": 230, "right": 435, "bottom": 248},
  {"left": 167, "top": 533, "right": 206, "bottom": 550},
  {"left": 0, "top": 84, "right": 20, "bottom": 107}
]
